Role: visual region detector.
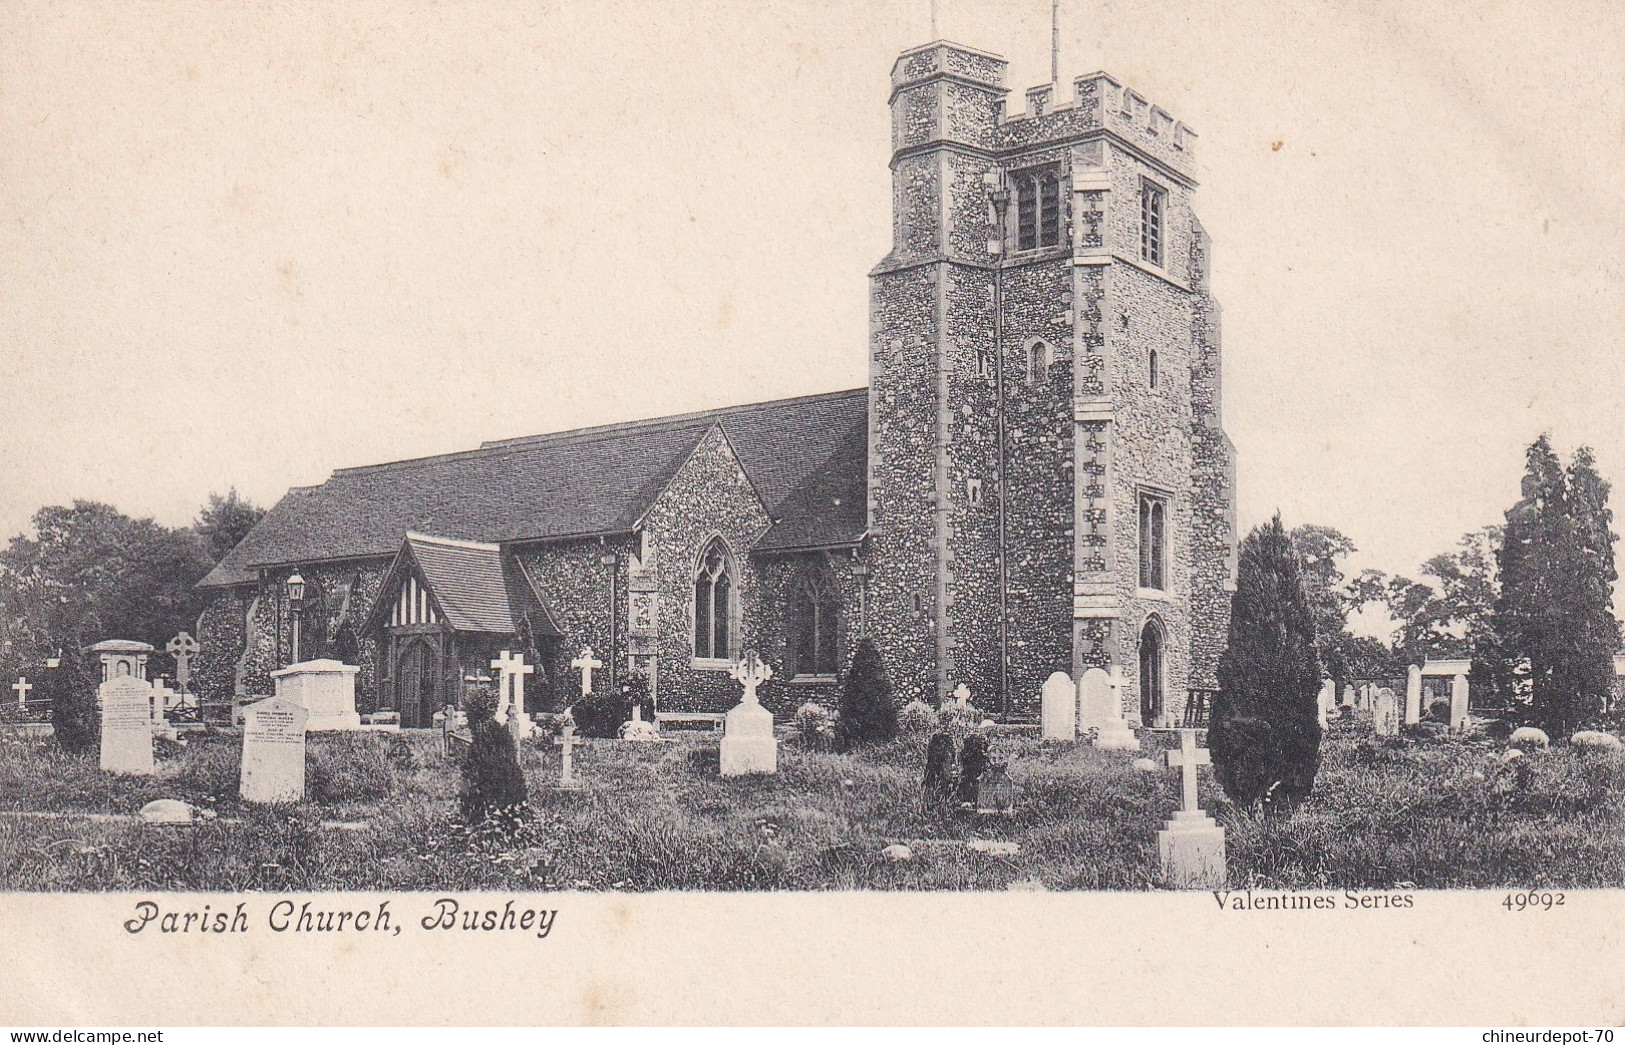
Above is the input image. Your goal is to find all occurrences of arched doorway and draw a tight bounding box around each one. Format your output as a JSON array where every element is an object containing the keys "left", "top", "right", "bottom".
[{"left": 1139, "top": 617, "right": 1165, "bottom": 725}]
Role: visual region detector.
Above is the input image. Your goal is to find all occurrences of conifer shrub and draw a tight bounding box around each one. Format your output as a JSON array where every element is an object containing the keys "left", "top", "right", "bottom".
[
  {"left": 898, "top": 699, "right": 938, "bottom": 736},
  {"left": 459, "top": 679, "right": 528, "bottom": 825},
  {"left": 45, "top": 648, "right": 98, "bottom": 756},
  {"left": 571, "top": 692, "right": 628, "bottom": 738},
  {"left": 1210, "top": 514, "right": 1323, "bottom": 814},
  {"left": 836, "top": 638, "right": 898, "bottom": 749}
]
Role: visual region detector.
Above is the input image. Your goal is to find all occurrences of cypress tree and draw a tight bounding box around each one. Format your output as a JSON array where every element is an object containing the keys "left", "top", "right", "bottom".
[
  {"left": 1563, "top": 448, "right": 1618, "bottom": 730},
  {"left": 459, "top": 678, "right": 528, "bottom": 824},
  {"left": 46, "top": 645, "right": 98, "bottom": 756},
  {"left": 836, "top": 637, "right": 898, "bottom": 748},
  {"left": 1210, "top": 514, "right": 1322, "bottom": 813}
]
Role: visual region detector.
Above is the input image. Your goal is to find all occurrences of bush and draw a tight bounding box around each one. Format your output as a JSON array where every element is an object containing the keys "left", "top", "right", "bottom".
[
  {"left": 956, "top": 733, "right": 991, "bottom": 805},
  {"left": 1211, "top": 514, "right": 1322, "bottom": 814},
  {"left": 836, "top": 638, "right": 898, "bottom": 749},
  {"left": 459, "top": 678, "right": 528, "bottom": 824},
  {"left": 898, "top": 699, "right": 938, "bottom": 736},
  {"left": 44, "top": 648, "right": 97, "bottom": 756},
  {"left": 794, "top": 702, "right": 838, "bottom": 750},
  {"left": 937, "top": 701, "right": 984, "bottom": 737},
  {"left": 570, "top": 672, "right": 655, "bottom": 739},
  {"left": 1428, "top": 698, "right": 1451, "bottom": 723}
]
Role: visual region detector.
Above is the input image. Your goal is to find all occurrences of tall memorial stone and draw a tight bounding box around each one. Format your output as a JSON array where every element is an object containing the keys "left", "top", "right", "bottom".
[
  {"left": 240, "top": 696, "right": 309, "bottom": 804},
  {"left": 1316, "top": 679, "right": 1336, "bottom": 730},
  {"left": 1080, "top": 666, "right": 1138, "bottom": 751},
  {"left": 270, "top": 659, "right": 360, "bottom": 731},
  {"left": 1405, "top": 665, "right": 1422, "bottom": 725},
  {"left": 720, "top": 651, "right": 776, "bottom": 777},
  {"left": 1373, "top": 688, "right": 1399, "bottom": 737},
  {"left": 98, "top": 677, "right": 155, "bottom": 775},
  {"left": 1040, "top": 671, "right": 1076, "bottom": 740},
  {"left": 1450, "top": 674, "right": 1470, "bottom": 733}
]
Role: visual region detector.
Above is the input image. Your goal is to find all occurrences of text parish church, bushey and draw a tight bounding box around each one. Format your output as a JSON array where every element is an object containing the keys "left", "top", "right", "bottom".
[{"left": 193, "top": 39, "right": 1239, "bottom": 729}]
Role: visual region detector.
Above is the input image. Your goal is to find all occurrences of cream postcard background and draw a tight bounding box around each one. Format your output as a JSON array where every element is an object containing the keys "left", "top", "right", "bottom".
[{"left": 2, "top": 0, "right": 1623, "bottom": 1025}]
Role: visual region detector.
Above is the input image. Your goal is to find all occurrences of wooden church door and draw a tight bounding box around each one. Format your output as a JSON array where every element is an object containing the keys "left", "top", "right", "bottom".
[{"left": 394, "top": 636, "right": 441, "bottom": 729}]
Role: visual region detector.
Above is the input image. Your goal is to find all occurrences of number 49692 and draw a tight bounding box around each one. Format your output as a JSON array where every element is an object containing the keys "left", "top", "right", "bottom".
[{"left": 1502, "top": 891, "right": 1565, "bottom": 911}]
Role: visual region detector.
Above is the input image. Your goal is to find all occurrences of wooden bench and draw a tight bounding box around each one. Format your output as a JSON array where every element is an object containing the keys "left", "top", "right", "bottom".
[{"left": 655, "top": 711, "right": 727, "bottom": 733}]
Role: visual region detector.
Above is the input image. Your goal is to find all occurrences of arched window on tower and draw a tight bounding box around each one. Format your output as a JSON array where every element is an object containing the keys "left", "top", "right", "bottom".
[
  {"left": 1139, "top": 492, "right": 1168, "bottom": 591},
  {"left": 1149, "top": 348, "right": 1160, "bottom": 390},
  {"left": 788, "top": 567, "right": 840, "bottom": 678},
  {"left": 1027, "top": 341, "right": 1050, "bottom": 386},
  {"left": 693, "top": 538, "right": 736, "bottom": 662}
]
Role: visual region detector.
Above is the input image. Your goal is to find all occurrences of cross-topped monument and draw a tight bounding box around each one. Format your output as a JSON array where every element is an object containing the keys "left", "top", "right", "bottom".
[
  {"left": 728, "top": 649, "right": 773, "bottom": 706},
  {"left": 555, "top": 722, "right": 583, "bottom": 789},
  {"left": 951, "top": 683, "right": 972, "bottom": 708},
  {"left": 571, "top": 647, "right": 603, "bottom": 697},
  {"left": 1165, "top": 727, "right": 1212, "bottom": 813},
  {"left": 165, "top": 632, "right": 200, "bottom": 694},
  {"left": 12, "top": 677, "right": 31, "bottom": 708},
  {"left": 491, "top": 650, "right": 536, "bottom": 738}
]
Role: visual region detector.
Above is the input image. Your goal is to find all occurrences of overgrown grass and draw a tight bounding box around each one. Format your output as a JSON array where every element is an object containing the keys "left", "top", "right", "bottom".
[{"left": 0, "top": 720, "right": 1619, "bottom": 891}]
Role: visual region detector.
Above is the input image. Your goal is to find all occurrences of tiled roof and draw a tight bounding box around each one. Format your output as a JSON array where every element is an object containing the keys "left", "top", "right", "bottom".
[
  {"left": 405, "top": 535, "right": 515, "bottom": 633},
  {"left": 199, "top": 388, "right": 869, "bottom": 587}
]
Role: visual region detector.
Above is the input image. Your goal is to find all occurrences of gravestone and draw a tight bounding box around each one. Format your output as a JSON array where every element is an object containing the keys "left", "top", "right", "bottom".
[
  {"left": 720, "top": 651, "right": 777, "bottom": 777},
  {"left": 1156, "top": 728, "right": 1226, "bottom": 889},
  {"left": 491, "top": 650, "right": 535, "bottom": 740},
  {"left": 89, "top": 639, "right": 153, "bottom": 682},
  {"left": 1316, "top": 679, "right": 1335, "bottom": 730},
  {"left": 1450, "top": 674, "right": 1470, "bottom": 733},
  {"left": 957, "top": 733, "right": 991, "bottom": 806},
  {"left": 555, "top": 722, "right": 584, "bottom": 789},
  {"left": 976, "top": 762, "right": 1016, "bottom": 815},
  {"left": 98, "top": 677, "right": 155, "bottom": 775},
  {"left": 1405, "top": 665, "right": 1423, "bottom": 725},
  {"left": 1373, "top": 688, "right": 1399, "bottom": 737},
  {"left": 12, "top": 676, "right": 31, "bottom": 709},
  {"left": 1340, "top": 684, "right": 1355, "bottom": 708},
  {"left": 270, "top": 659, "right": 360, "bottom": 731},
  {"left": 1080, "top": 666, "right": 1138, "bottom": 750},
  {"left": 571, "top": 646, "right": 603, "bottom": 696},
  {"left": 1040, "top": 671, "right": 1075, "bottom": 740},
  {"left": 166, "top": 632, "right": 199, "bottom": 694},
  {"left": 239, "top": 696, "right": 308, "bottom": 804}
]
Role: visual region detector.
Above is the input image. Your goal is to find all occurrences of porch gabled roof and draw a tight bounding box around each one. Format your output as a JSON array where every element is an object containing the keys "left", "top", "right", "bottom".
[{"left": 363, "top": 532, "right": 562, "bottom": 637}]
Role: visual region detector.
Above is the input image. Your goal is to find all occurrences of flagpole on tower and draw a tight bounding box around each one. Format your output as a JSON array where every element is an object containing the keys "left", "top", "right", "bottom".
[
  {"left": 930, "top": 0, "right": 938, "bottom": 39},
  {"left": 1051, "top": 0, "right": 1061, "bottom": 84}
]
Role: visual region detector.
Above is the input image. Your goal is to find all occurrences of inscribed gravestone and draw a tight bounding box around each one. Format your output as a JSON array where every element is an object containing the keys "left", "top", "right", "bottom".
[
  {"left": 99, "top": 677, "right": 155, "bottom": 775},
  {"left": 1405, "top": 665, "right": 1422, "bottom": 725},
  {"left": 1373, "top": 688, "right": 1399, "bottom": 737},
  {"left": 240, "top": 695, "right": 309, "bottom": 804},
  {"left": 1040, "top": 671, "right": 1075, "bottom": 740},
  {"left": 1080, "top": 666, "right": 1139, "bottom": 750}
]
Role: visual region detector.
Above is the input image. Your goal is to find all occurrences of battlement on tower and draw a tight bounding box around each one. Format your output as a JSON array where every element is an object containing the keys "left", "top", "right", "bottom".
[{"left": 999, "top": 71, "right": 1197, "bottom": 178}]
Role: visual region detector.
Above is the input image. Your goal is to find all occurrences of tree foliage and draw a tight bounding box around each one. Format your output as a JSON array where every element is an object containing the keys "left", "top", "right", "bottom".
[
  {"left": 194, "top": 488, "right": 266, "bottom": 563},
  {"left": 458, "top": 678, "right": 528, "bottom": 824},
  {"left": 1211, "top": 514, "right": 1322, "bottom": 813},
  {"left": 0, "top": 501, "right": 214, "bottom": 681},
  {"left": 836, "top": 637, "right": 898, "bottom": 749},
  {"left": 1494, "top": 436, "right": 1618, "bottom": 732}
]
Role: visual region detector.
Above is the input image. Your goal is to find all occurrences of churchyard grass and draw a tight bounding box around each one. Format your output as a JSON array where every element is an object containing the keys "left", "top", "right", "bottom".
[{"left": 0, "top": 720, "right": 1620, "bottom": 891}]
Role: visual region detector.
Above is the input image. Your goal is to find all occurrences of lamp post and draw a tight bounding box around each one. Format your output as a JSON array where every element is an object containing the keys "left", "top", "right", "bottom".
[{"left": 287, "top": 571, "right": 305, "bottom": 664}]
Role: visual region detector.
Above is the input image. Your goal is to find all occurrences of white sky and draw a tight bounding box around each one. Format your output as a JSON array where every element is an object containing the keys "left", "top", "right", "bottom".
[{"left": 1, "top": 0, "right": 1622, "bottom": 601}]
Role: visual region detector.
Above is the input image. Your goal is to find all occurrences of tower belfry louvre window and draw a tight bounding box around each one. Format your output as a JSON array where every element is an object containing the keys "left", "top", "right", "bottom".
[
  {"left": 1140, "top": 181, "right": 1166, "bottom": 267},
  {"left": 1014, "top": 167, "right": 1063, "bottom": 252}
]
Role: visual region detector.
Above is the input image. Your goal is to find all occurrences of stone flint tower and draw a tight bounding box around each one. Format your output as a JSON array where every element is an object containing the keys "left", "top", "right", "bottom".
[{"left": 866, "top": 40, "right": 1236, "bottom": 724}]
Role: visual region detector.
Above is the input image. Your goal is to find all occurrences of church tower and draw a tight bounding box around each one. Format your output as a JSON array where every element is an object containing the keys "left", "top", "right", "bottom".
[{"left": 866, "top": 41, "right": 1236, "bottom": 722}]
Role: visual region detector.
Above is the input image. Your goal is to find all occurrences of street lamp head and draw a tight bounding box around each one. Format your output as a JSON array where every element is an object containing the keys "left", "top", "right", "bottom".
[{"left": 287, "top": 572, "right": 305, "bottom": 604}]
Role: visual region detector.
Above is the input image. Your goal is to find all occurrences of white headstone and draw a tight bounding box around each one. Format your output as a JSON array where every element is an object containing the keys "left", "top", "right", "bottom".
[
  {"left": 1040, "top": 671, "right": 1076, "bottom": 740},
  {"left": 1405, "top": 665, "right": 1422, "bottom": 725},
  {"left": 721, "top": 651, "right": 777, "bottom": 776},
  {"left": 1080, "top": 666, "right": 1139, "bottom": 750},
  {"left": 99, "top": 677, "right": 155, "bottom": 775},
  {"left": 491, "top": 650, "right": 536, "bottom": 740},
  {"left": 1316, "top": 679, "right": 1335, "bottom": 730},
  {"left": 240, "top": 695, "right": 308, "bottom": 804},
  {"left": 1373, "top": 687, "right": 1399, "bottom": 737},
  {"left": 1340, "top": 684, "right": 1354, "bottom": 708},
  {"left": 270, "top": 659, "right": 360, "bottom": 731},
  {"left": 1450, "top": 674, "right": 1470, "bottom": 732},
  {"left": 1157, "top": 729, "right": 1226, "bottom": 889},
  {"left": 951, "top": 682, "right": 972, "bottom": 708},
  {"left": 12, "top": 676, "right": 31, "bottom": 708},
  {"left": 571, "top": 647, "right": 603, "bottom": 697}
]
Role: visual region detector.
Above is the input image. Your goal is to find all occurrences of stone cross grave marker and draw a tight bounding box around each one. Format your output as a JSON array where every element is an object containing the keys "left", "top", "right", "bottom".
[
  {"left": 240, "top": 695, "right": 309, "bottom": 804},
  {"left": 1157, "top": 728, "right": 1226, "bottom": 889},
  {"left": 166, "top": 632, "right": 200, "bottom": 694},
  {"left": 12, "top": 676, "right": 31, "bottom": 709},
  {"left": 99, "top": 677, "right": 155, "bottom": 775},
  {"left": 1405, "top": 665, "right": 1423, "bottom": 725},
  {"left": 571, "top": 647, "right": 603, "bottom": 697},
  {"left": 1040, "top": 671, "right": 1075, "bottom": 740},
  {"left": 555, "top": 722, "right": 583, "bottom": 789},
  {"left": 1373, "top": 687, "right": 1400, "bottom": 737},
  {"left": 951, "top": 682, "right": 972, "bottom": 708},
  {"left": 491, "top": 650, "right": 536, "bottom": 740},
  {"left": 721, "top": 650, "right": 777, "bottom": 776}
]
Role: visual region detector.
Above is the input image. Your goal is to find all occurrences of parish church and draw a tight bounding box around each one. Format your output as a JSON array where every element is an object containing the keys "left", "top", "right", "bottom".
[{"left": 195, "top": 39, "right": 1238, "bottom": 727}]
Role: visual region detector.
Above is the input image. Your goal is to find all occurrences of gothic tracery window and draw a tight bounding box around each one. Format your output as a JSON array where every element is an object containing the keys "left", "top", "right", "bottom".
[
  {"left": 693, "top": 538, "right": 736, "bottom": 661},
  {"left": 788, "top": 568, "right": 840, "bottom": 677},
  {"left": 1139, "top": 492, "right": 1168, "bottom": 591}
]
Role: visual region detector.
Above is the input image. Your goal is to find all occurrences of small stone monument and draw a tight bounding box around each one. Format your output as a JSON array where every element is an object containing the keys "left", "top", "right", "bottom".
[
  {"left": 1316, "top": 679, "right": 1336, "bottom": 730},
  {"left": 949, "top": 682, "right": 972, "bottom": 708},
  {"left": 571, "top": 646, "right": 603, "bottom": 696},
  {"left": 166, "top": 632, "right": 200, "bottom": 694},
  {"left": 89, "top": 639, "right": 154, "bottom": 682},
  {"left": 239, "top": 695, "right": 309, "bottom": 804},
  {"left": 12, "top": 676, "right": 31, "bottom": 709},
  {"left": 1040, "top": 671, "right": 1075, "bottom": 740},
  {"left": 1450, "top": 673, "right": 1470, "bottom": 733},
  {"left": 1340, "top": 683, "right": 1355, "bottom": 708},
  {"left": 720, "top": 650, "right": 777, "bottom": 777},
  {"left": 98, "top": 677, "right": 155, "bottom": 775},
  {"left": 1156, "top": 728, "right": 1226, "bottom": 889},
  {"left": 270, "top": 659, "right": 361, "bottom": 731},
  {"left": 1373, "top": 687, "right": 1400, "bottom": 737},
  {"left": 1081, "top": 666, "right": 1139, "bottom": 750},
  {"left": 554, "top": 721, "right": 584, "bottom": 789},
  {"left": 491, "top": 650, "right": 536, "bottom": 740},
  {"left": 1405, "top": 665, "right": 1422, "bottom": 725}
]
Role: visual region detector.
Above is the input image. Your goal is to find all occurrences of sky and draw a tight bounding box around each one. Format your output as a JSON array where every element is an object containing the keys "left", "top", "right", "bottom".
[{"left": 1, "top": 0, "right": 1622, "bottom": 609}]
